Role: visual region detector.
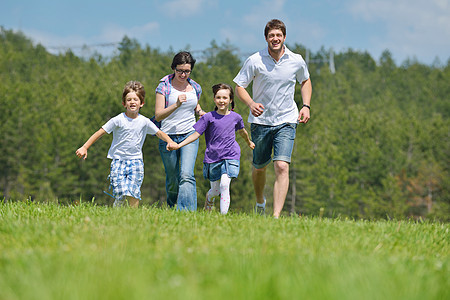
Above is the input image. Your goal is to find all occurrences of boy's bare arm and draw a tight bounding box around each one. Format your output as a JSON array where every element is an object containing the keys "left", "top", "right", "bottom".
[
  {"left": 156, "top": 130, "right": 175, "bottom": 144},
  {"left": 76, "top": 128, "right": 107, "bottom": 160}
]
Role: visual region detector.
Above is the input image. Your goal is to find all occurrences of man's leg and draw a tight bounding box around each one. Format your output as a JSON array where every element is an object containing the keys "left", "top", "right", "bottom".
[
  {"left": 272, "top": 123, "right": 297, "bottom": 218},
  {"left": 273, "top": 161, "right": 290, "bottom": 218},
  {"left": 252, "top": 166, "right": 267, "bottom": 205},
  {"left": 250, "top": 123, "right": 272, "bottom": 214}
]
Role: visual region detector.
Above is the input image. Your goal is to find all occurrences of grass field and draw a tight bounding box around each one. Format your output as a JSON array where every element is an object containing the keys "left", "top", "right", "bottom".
[{"left": 0, "top": 201, "right": 448, "bottom": 300}]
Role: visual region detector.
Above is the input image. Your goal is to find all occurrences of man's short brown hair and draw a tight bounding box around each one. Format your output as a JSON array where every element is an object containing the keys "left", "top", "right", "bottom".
[{"left": 264, "top": 19, "right": 286, "bottom": 38}]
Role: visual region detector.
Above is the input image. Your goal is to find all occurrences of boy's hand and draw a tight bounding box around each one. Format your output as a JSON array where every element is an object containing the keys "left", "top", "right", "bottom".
[
  {"left": 76, "top": 147, "right": 88, "bottom": 160},
  {"left": 248, "top": 141, "right": 255, "bottom": 150},
  {"left": 166, "top": 142, "right": 179, "bottom": 151}
]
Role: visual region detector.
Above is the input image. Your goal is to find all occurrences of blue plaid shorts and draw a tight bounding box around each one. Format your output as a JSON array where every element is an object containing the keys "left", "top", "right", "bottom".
[{"left": 109, "top": 159, "right": 144, "bottom": 201}]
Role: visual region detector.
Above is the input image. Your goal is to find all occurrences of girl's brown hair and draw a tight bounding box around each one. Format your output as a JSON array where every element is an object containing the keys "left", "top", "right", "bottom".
[{"left": 212, "top": 83, "right": 234, "bottom": 111}]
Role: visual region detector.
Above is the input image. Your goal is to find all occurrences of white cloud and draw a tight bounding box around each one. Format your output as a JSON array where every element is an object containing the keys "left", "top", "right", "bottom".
[
  {"left": 347, "top": 0, "right": 450, "bottom": 62},
  {"left": 158, "top": 0, "right": 218, "bottom": 17},
  {"left": 219, "top": 0, "right": 288, "bottom": 51},
  {"left": 99, "top": 22, "right": 160, "bottom": 42},
  {"left": 19, "top": 21, "right": 160, "bottom": 57}
]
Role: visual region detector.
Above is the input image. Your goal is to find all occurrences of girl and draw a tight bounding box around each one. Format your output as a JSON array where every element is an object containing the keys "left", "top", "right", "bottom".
[{"left": 168, "top": 83, "right": 255, "bottom": 214}]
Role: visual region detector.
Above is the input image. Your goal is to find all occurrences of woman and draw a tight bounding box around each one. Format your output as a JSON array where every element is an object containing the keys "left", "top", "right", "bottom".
[{"left": 155, "top": 51, "right": 205, "bottom": 211}]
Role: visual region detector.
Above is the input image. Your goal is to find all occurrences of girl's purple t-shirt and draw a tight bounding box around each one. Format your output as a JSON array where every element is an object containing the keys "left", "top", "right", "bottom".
[{"left": 193, "top": 111, "right": 245, "bottom": 163}]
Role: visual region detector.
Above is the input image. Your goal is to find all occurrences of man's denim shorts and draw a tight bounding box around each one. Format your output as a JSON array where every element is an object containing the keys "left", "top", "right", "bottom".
[
  {"left": 251, "top": 123, "right": 297, "bottom": 169},
  {"left": 203, "top": 159, "right": 240, "bottom": 182}
]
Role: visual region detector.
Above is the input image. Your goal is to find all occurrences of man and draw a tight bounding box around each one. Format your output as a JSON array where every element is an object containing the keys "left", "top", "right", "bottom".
[{"left": 233, "top": 19, "right": 312, "bottom": 218}]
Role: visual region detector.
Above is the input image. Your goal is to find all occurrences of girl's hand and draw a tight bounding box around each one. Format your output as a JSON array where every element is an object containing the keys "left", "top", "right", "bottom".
[{"left": 248, "top": 141, "right": 255, "bottom": 150}]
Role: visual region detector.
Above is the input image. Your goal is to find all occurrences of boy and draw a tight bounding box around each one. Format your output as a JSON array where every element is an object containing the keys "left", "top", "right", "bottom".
[{"left": 76, "top": 81, "right": 175, "bottom": 207}]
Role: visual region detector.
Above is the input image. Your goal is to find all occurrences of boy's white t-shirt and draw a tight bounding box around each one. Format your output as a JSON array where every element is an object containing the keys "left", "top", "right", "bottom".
[
  {"left": 160, "top": 87, "right": 197, "bottom": 134},
  {"left": 102, "top": 113, "right": 159, "bottom": 160}
]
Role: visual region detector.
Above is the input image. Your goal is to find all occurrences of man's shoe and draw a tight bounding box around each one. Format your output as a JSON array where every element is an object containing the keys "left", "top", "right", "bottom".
[{"left": 255, "top": 197, "right": 266, "bottom": 215}]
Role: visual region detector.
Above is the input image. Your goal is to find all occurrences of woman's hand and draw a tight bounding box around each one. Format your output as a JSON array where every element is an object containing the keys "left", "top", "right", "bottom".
[{"left": 176, "top": 94, "right": 187, "bottom": 107}]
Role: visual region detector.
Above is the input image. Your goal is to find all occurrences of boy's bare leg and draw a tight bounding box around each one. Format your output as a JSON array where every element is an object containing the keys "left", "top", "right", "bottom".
[
  {"left": 127, "top": 197, "right": 139, "bottom": 208},
  {"left": 273, "top": 161, "right": 290, "bottom": 218}
]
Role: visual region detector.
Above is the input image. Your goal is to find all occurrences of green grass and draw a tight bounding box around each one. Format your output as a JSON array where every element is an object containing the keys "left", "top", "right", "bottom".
[{"left": 0, "top": 201, "right": 448, "bottom": 300}]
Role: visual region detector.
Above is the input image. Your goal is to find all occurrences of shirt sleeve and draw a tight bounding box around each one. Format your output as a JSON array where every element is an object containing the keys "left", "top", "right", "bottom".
[
  {"left": 235, "top": 114, "right": 245, "bottom": 131},
  {"left": 233, "top": 56, "right": 255, "bottom": 88},
  {"left": 296, "top": 58, "right": 310, "bottom": 84},
  {"left": 146, "top": 118, "right": 160, "bottom": 135},
  {"left": 155, "top": 81, "right": 167, "bottom": 96},
  {"left": 193, "top": 113, "right": 208, "bottom": 135},
  {"left": 102, "top": 117, "right": 117, "bottom": 134}
]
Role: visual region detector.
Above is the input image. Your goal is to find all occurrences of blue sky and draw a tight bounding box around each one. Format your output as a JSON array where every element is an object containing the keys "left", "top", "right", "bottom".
[{"left": 1, "top": 0, "right": 449, "bottom": 65}]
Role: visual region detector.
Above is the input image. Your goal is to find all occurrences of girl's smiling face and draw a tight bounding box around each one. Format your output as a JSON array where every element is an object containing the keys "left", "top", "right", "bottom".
[{"left": 214, "top": 89, "right": 232, "bottom": 114}]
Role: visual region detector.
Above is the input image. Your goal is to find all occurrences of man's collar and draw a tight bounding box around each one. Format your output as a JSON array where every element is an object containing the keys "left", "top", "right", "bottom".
[{"left": 263, "top": 45, "right": 290, "bottom": 60}]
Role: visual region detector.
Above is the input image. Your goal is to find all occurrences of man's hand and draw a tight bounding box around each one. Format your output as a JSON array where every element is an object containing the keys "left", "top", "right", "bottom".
[
  {"left": 298, "top": 107, "right": 310, "bottom": 123},
  {"left": 250, "top": 101, "right": 265, "bottom": 117}
]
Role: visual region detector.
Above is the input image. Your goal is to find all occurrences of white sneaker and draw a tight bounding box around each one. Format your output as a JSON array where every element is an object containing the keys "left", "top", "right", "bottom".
[
  {"left": 255, "top": 197, "right": 266, "bottom": 215},
  {"left": 113, "top": 199, "right": 124, "bottom": 207}
]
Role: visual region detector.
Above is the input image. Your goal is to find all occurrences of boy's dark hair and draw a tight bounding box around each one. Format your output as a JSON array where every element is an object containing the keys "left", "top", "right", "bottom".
[
  {"left": 264, "top": 19, "right": 286, "bottom": 38},
  {"left": 171, "top": 51, "right": 196, "bottom": 70},
  {"left": 122, "top": 81, "right": 145, "bottom": 104},
  {"left": 212, "top": 83, "right": 234, "bottom": 111}
]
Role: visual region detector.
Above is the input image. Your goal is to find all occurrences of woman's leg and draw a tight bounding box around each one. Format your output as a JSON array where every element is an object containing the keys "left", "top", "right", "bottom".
[
  {"left": 177, "top": 137, "right": 199, "bottom": 211},
  {"left": 159, "top": 139, "right": 180, "bottom": 208}
]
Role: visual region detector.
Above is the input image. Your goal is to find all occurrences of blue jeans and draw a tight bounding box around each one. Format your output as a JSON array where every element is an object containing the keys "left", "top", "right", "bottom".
[
  {"left": 251, "top": 123, "right": 297, "bottom": 169},
  {"left": 159, "top": 131, "right": 199, "bottom": 211}
]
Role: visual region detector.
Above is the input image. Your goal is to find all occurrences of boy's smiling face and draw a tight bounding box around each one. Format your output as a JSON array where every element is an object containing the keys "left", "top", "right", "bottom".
[{"left": 123, "top": 92, "right": 144, "bottom": 114}]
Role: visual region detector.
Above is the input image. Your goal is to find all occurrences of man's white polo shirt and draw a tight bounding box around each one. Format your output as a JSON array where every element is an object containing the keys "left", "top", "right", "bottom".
[{"left": 233, "top": 46, "right": 310, "bottom": 126}]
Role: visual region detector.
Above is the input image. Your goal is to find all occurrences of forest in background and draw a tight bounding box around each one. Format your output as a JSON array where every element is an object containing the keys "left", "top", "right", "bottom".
[{"left": 1, "top": 28, "right": 448, "bottom": 220}]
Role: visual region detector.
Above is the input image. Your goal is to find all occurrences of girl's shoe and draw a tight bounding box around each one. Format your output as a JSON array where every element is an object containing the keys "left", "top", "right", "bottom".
[{"left": 205, "top": 191, "right": 215, "bottom": 211}]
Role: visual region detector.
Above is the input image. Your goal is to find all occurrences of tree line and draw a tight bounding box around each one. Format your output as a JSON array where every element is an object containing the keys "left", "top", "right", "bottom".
[{"left": 1, "top": 28, "right": 448, "bottom": 220}]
